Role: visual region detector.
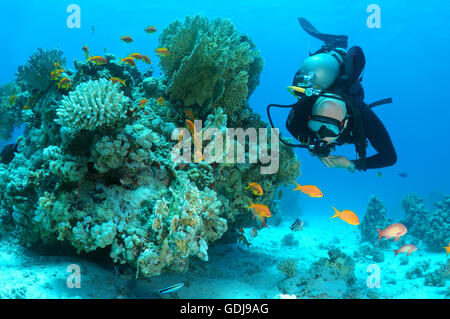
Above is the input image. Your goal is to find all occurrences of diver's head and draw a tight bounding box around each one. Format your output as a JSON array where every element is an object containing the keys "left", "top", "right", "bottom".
[
  {"left": 308, "top": 96, "right": 348, "bottom": 144},
  {"left": 295, "top": 53, "right": 341, "bottom": 90}
]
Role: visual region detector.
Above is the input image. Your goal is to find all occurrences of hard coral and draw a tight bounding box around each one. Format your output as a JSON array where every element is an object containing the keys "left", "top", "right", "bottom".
[
  {"left": 159, "top": 15, "right": 264, "bottom": 122},
  {"left": 55, "top": 78, "right": 130, "bottom": 131}
]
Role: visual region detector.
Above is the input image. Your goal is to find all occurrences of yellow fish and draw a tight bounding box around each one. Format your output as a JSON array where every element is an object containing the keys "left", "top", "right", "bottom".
[
  {"left": 157, "top": 97, "right": 165, "bottom": 106},
  {"left": 330, "top": 206, "right": 360, "bottom": 225},
  {"left": 145, "top": 26, "right": 157, "bottom": 34},
  {"left": 120, "top": 36, "right": 133, "bottom": 43},
  {"left": 248, "top": 201, "right": 271, "bottom": 217},
  {"left": 292, "top": 181, "right": 323, "bottom": 198},
  {"left": 245, "top": 182, "right": 263, "bottom": 196},
  {"left": 109, "top": 77, "right": 127, "bottom": 87},
  {"left": 9, "top": 95, "right": 17, "bottom": 105},
  {"left": 155, "top": 48, "right": 170, "bottom": 56},
  {"left": 138, "top": 99, "right": 148, "bottom": 108},
  {"left": 444, "top": 243, "right": 450, "bottom": 255},
  {"left": 88, "top": 56, "right": 108, "bottom": 65},
  {"left": 23, "top": 105, "right": 31, "bottom": 110}
]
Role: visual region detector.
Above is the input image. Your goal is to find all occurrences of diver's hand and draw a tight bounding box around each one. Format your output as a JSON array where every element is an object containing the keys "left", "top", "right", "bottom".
[{"left": 319, "top": 155, "right": 351, "bottom": 169}]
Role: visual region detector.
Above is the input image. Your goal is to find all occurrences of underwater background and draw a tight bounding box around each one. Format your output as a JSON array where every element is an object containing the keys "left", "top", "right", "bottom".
[{"left": 0, "top": 0, "right": 448, "bottom": 299}]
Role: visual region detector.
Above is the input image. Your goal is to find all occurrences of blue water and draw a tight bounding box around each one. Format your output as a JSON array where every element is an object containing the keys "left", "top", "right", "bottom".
[{"left": 0, "top": 0, "right": 449, "bottom": 299}]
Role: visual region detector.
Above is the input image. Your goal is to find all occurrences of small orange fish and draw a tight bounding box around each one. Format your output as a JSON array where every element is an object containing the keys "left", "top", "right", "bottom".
[
  {"left": 377, "top": 223, "right": 408, "bottom": 242},
  {"left": 88, "top": 56, "right": 108, "bottom": 65},
  {"left": 109, "top": 77, "right": 127, "bottom": 87},
  {"left": 157, "top": 97, "right": 165, "bottom": 106},
  {"left": 121, "top": 36, "right": 133, "bottom": 43},
  {"left": 22, "top": 105, "right": 31, "bottom": 110},
  {"left": 82, "top": 45, "right": 89, "bottom": 58},
  {"left": 248, "top": 201, "right": 271, "bottom": 217},
  {"left": 120, "top": 57, "right": 136, "bottom": 66},
  {"left": 155, "top": 48, "right": 170, "bottom": 56},
  {"left": 140, "top": 55, "right": 152, "bottom": 64},
  {"left": 185, "top": 109, "right": 194, "bottom": 120},
  {"left": 245, "top": 182, "right": 263, "bottom": 196},
  {"left": 330, "top": 206, "right": 360, "bottom": 225},
  {"left": 394, "top": 244, "right": 418, "bottom": 257},
  {"left": 177, "top": 129, "right": 184, "bottom": 143},
  {"left": 129, "top": 53, "right": 142, "bottom": 59},
  {"left": 145, "top": 26, "right": 157, "bottom": 34},
  {"left": 292, "top": 181, "right": 323, "bottom": 198},
  {"left": 444, "top": 243, "right": 450, "bottom": 255},
  {"left": 57, "top": 77, "right": 71, "bottom": 90},
  {"left": 9, "top": 95, "right": 17, "bottom": 105},
  {"left": 186, "top": 119, "right": 196, "bottom": 134},
  {"left": 138, "top": 99, "right": 148, "bottom": 108}
]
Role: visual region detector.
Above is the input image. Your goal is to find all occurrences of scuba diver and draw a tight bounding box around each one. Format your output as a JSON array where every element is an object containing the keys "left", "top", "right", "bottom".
[{"left": 267, "top": 18, "right": 397, "bottom": 172}]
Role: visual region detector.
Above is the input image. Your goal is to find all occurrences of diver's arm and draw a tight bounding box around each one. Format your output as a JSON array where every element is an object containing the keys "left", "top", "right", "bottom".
[{"left": 353, "top": 107, "right": 397, "bottom": 170}]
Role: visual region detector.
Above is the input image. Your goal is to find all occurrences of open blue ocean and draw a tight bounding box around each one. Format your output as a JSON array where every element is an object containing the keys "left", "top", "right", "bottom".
[{"left": 0, "top": 0, "right": 448, "bottom": 300}]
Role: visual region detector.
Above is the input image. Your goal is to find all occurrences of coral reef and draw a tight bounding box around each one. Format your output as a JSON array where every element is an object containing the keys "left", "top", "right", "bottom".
[
  {"left": 355, "top": 243, "right": 385, "bottom": 263},
  {"left": 277, "top": 258, "right": 298, "bottom": 278},
  {"left": 16, "top": 48, "right": 66, "bottom": 94},
  {"left": 0, "top": 16, "right": 300, "bottom": 277},
  {"left": 280, "top": 233, "right": 299, "bottom": 247},
  {"left": 158, "top": 15, "right": 264, "bottom": 125},
  {"left": 424, "top": 260, "right": 449, "bottom": 287},
  {"left": 360, "top": 195, "right": 392, "bottom": 246},
  {"left": 0, "top": 82, "right": 23, "bottom": 140},
  {"left": 55, "top": 79, "right": 130, "bottom": 131},
  {"left": 278, "top": 247, "right": 364, "bottom": 298},
  {"left": 405, "top": 260, "right": 431, "bottom": 279},
  {"left": 401, "top": 193, "right": 450, "bottom": 251}
]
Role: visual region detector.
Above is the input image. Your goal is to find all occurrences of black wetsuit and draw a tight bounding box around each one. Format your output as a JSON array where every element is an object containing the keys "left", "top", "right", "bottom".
[{"left": 286, "top": 96, "right": 397, "bottom": 171}]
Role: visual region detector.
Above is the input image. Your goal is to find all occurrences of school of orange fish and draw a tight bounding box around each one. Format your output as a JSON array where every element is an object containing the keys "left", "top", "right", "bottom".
[{"left": 241, "top": 180, "right": 449, "bottom": 259}]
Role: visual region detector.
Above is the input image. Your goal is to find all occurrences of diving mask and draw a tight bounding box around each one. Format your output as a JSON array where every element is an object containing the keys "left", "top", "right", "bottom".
[{"left": 308, "top": 115, "right": 346, "bottom": 139}]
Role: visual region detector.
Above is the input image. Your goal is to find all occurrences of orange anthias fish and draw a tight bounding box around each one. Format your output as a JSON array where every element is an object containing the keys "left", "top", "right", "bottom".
[
  {"left": 121, "top": 36, "right": 133, "bottom": 43},
  {"left": 245, "top": 182, "right": 263, "bottom": 196},
  {"left": 145, "top": 26, "right": 157, "bottom": 34},
  {"left": 129, "top": 53, "right": 142, "bottom": 60},
  {"left": 82, "top": 45, "right": 89, "bottom": 58},
  {"left": 377, "top": 223, "right": 407, "bottom": 242},
  {"left": 330, "top": 206, "right": 360, "bottom": 226},
  {"left": 140, "top": 55, "right": 152, "bottom": 64},
  {"left": 292, "top": 181, "right": 323, "bottom": 198},
  {"left": 88, "top": 56, "right": 108, "bottom": 65},
  {"left": 248, "top": 202, "right": 271, "bottom": 217},
  {"left": 157, "top": 97, "right": 165, "bottom": 106},
  {"left": 394, "top": 244, "right": 418, "bottom": 257},
  {"left": 186, "top": 119, "right": 196, "bottom": 134},
  {"left": 444, "top": 243, "right": 450, "bottom": 255},
  {"left": 23, "top": 105, "right": 31, "bottom": 110},
  {"left": 57, "top": 77, "right": 71, "bottom": 90},
  {"left": 185, "top": 109, "right": 194, "bottom": 120},
  {"left": 248, "top": 201, "right": 271, "bottom": 228},
  {"left": 109, "top": 77, "right": 127, "bottom": 87},
  {"left": 138, "top": 99, "right": 148, "bottom": 108},
  {"left": 155, "top": 48, "right": 170, "bottom": 56},
  {"left": 9, "top": 95, "right": 17, "bottom": 105},
  {"left": 121, "top": 57, "right": 136, "bottom": 66}
]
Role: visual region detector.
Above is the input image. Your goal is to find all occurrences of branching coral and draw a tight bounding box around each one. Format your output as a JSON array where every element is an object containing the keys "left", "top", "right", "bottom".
[
  {"left": 277, "top": 258, "right": 298, "bottom": 278},
  {"left": 16, "top": 48, "right": 65, "bottom": 93},
  {"left": 55, "top": 78, "right": 130, "bottom": 131},
  {"left": 401, "top": 193, "right": 450, "bottom": 251}
]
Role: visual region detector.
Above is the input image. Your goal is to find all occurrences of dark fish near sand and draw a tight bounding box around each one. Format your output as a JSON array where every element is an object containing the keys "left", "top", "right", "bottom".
[{"left": 290, "top": 218, "right": 303, "bottom": 231}]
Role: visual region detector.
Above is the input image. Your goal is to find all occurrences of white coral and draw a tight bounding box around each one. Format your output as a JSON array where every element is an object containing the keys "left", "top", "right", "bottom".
[{"left": 55, "top": 78, "right": 129, "bottom": 131}]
